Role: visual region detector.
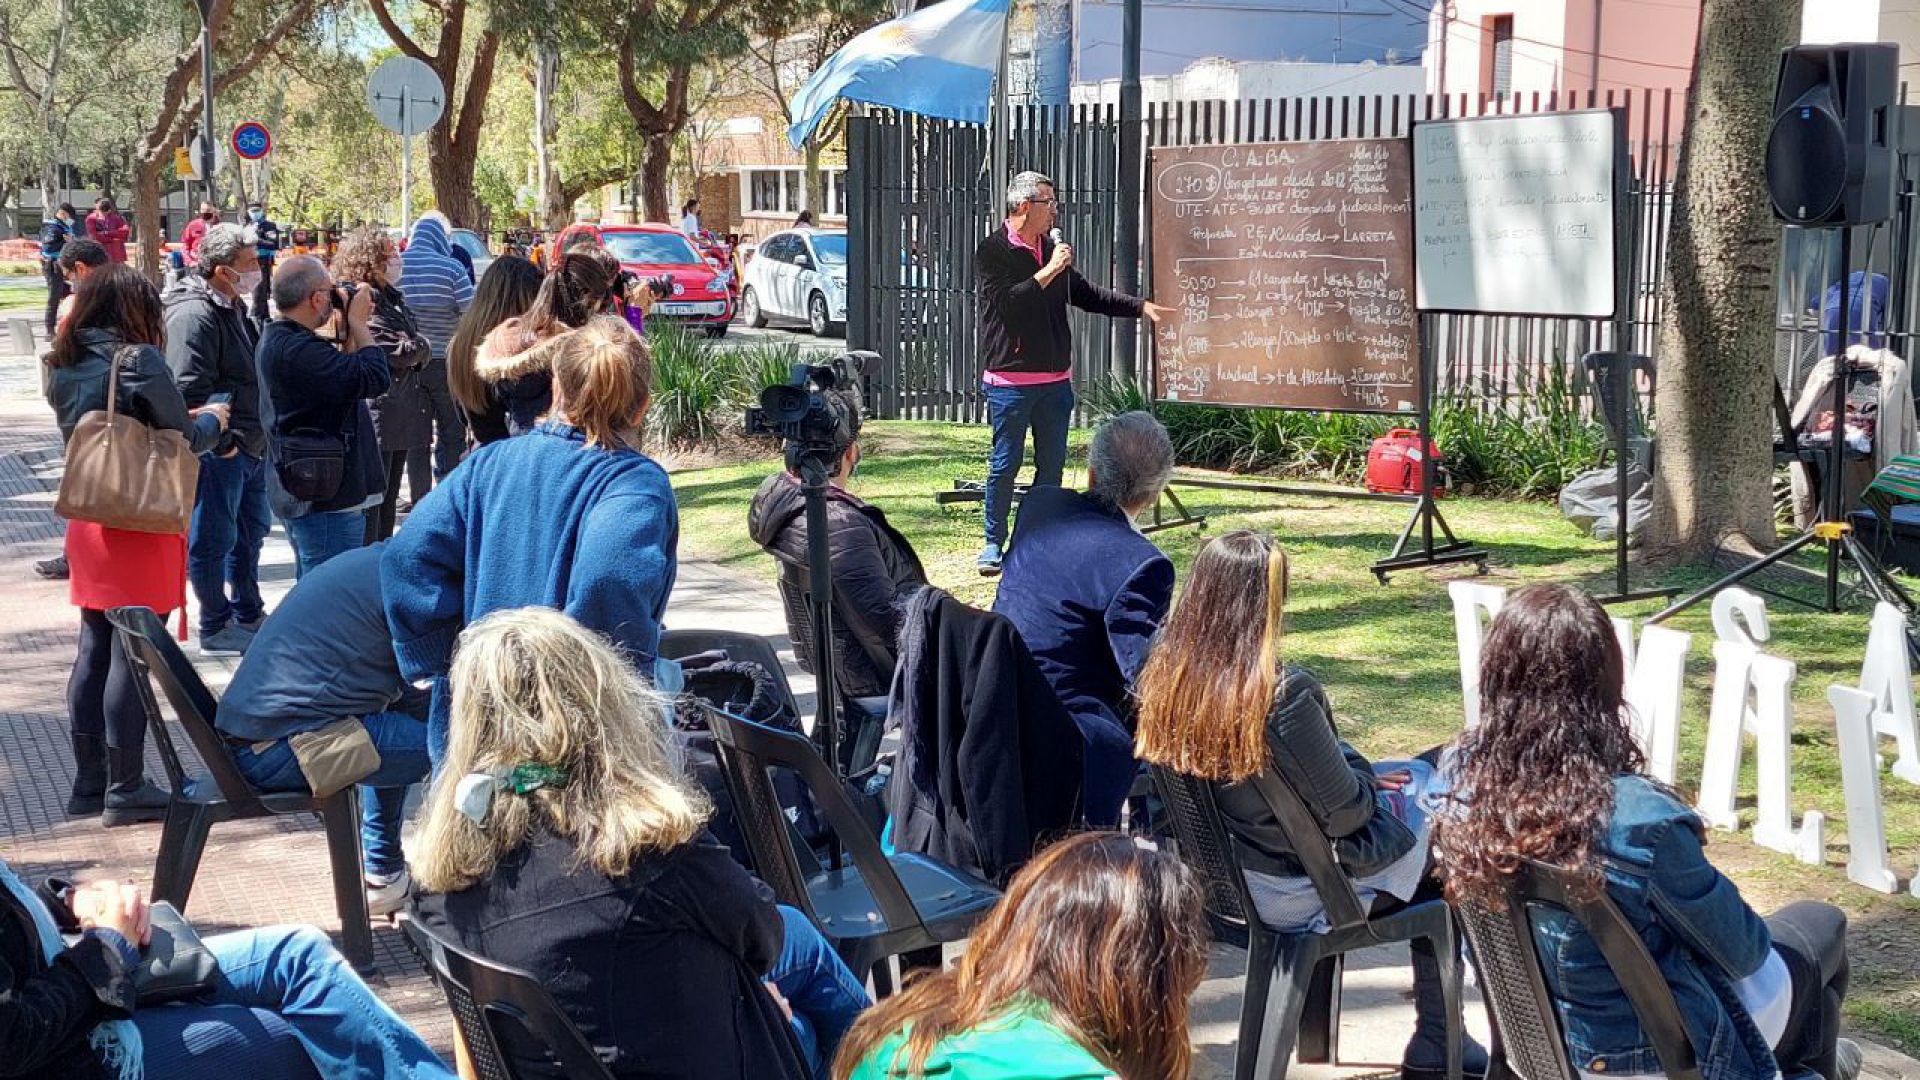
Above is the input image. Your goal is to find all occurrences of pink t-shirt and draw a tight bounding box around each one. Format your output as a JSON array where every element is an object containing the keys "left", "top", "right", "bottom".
[{"left": 983, "top": 222, "right": 1073, "bottom": 388}]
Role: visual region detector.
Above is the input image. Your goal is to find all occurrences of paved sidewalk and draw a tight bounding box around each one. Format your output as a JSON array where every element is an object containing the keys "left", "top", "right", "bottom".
[{"left": 0, "top": 373, "right": 1910, "bottom": 1078}]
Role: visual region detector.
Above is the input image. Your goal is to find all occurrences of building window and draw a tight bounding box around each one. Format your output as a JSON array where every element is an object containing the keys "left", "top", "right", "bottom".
[
  {"left": 751, "top": 170, "right": 781, "bottom": 212},
  {"left": 831, "top": 171, "right": 847, "bottom": 217},
  {"left": 784, "top": 169, "right": 804, "bottom": 212},
  {"left": 1488, "top": 15, "right": 1514, "bottom": 98}
]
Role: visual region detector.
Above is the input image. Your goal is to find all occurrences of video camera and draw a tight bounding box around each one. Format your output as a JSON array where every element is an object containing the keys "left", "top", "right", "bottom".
[{"left": 744, "top": 357, "right": 867, "bottom": 475}]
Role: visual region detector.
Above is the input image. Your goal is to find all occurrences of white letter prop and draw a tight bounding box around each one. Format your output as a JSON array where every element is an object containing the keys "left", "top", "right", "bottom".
[
  {"left": 1857, "top": 602, "right": 1920, "bottom": 785},
  {"left": 1450, "top": 581, "right": 1506, "bottom": 728},
  {"left": 1611, "top": 617, "right": 1692, "bottom": 784},
  {"left": 1828, "top": 684, "right": 1900, "bottom": 894},
  {"left": 1696, "top": 590, "right": 1824, "bottom": 863}
]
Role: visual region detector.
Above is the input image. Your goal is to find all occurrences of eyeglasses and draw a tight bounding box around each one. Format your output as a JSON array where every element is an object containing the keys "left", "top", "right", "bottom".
[{"left": 1030, "top": 198, "right": 1056, "bottom": 206}]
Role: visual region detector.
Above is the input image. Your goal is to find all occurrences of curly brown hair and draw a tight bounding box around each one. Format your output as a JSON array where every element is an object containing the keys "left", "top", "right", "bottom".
[
  {"left": 1433, "top": 583, "right": 1644, "bottom": 909},
  {"left": 332, "top": 226, "right": 395, "bottom": 286}
]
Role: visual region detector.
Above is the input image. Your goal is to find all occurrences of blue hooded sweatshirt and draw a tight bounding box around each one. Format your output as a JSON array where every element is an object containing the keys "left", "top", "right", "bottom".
[{"left": 399, "top": 214, "right": 474, "bottom": 360}]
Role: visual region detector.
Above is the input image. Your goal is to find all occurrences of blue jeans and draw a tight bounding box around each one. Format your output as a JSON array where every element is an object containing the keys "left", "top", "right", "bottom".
[
  {"left": 981, "top": 379, "right": 1075, "bottom": 547},
  {"left": 283, "top": 509, "right": 366, "bottom": 580},
  {"left": 770, "top": 905, "right": 871, "bottom": 1079},
  {"left": 189, "top": 451, "right": 270, "bottom": 635},
  {"left": 230, "top": 711, "right": 431, "bottom": 878},
  {"left": 135, "top": 925, "right": 454, "bottom": 1078}
]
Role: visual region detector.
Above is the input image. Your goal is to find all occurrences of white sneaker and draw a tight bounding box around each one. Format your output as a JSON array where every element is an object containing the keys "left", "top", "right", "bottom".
[
  {"left": 1833, "top": 1038, "right": 1863, "bottom": 1080},
  {"left": 365, "top": 868, "right": 412, "bottom": 918}
]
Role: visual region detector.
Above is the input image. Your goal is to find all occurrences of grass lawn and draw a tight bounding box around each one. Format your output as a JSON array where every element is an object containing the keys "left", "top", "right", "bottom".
[
  {"left": 670, "top": 419, "right": 1920, "bottom": 1053},
  {"left": 0, "top": 282, "right": 47, "bottom": 311}
]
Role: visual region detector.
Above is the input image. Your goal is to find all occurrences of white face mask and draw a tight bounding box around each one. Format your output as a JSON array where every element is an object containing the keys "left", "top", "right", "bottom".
[
  {"left": 236, "top": 269, "right": 262, "bottom": 295},
  {"left": 385, "top": 258, "right": 404, "bottom": 285}
]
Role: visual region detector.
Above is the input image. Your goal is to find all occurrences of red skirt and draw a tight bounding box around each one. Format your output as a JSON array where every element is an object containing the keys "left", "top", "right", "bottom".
[{"left": 66, "top": 520, "right": 189, "bottom": 637}]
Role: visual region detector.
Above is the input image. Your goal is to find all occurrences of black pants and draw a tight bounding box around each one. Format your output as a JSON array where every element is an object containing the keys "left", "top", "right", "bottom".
[
  {"left": 43, "top": 260, "right": 68, "bottom": 336},
  {"left": 1767, "top": 902, "right": 1849, "bottom": 1080},
  {"left": 253, "top": 258, "right": 274, "bottom": 323},
  {"left": 365, "top": 451, "right": 410, "bottom": 544},
  {"left": 67, "top": 608, "right": 145, "bottom": 756}
]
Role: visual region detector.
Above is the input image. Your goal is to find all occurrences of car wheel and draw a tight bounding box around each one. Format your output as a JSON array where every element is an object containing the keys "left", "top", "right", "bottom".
[
  {"left": 742, "top": 286, "right": 768, "bottom": 328},
  {"left": 705, "top": 321, "right": 729, "bottom": 339},
  {"left": 809, "top": 292, "right": 832, "bottom": 337}
]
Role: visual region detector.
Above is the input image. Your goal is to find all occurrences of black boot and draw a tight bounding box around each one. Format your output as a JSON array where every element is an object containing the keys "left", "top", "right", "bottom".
[
  {"left": 67, "top": 734, "right": 108, "bottom": 816},
  {"left": 102, "top": 748, "right": 170, "bottom": 827},
  {"left": 1401, "top": 933, "right": 1491, "bottom": 1080}
]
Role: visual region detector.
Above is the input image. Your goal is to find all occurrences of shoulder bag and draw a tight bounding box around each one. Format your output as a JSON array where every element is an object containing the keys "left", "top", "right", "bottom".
[
  {"left": 40, "top": 878, "right": 219, "bottom": 1005},
  {"left": 54, "top": 345, "right": 200, "bottom": 534}
]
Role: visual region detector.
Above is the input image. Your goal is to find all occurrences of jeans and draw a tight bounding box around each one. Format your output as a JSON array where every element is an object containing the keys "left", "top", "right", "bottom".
[
  {"left": 283, "top": 509, "right": 366, "bottom": 580},
  {"left": 43, "top": 259, "right": 68, "bottom": 336},
  {"left": 981, "top": 379, "right": 1075, "bottom": 547},
  {"left": 189, "top": 451, "right": 270, "bottom": 636},
  {"left": 770, "top": 905, "right": 871, "bottom": 1079},
  {"left": 135, "top": 925, "right": 455, "bottom": 1079},
  {"left": 230, "top": 710, "right": 432, "bottom": 878},
  {"left": 420, "top": 356, "right": 468, "bottom": 481}
]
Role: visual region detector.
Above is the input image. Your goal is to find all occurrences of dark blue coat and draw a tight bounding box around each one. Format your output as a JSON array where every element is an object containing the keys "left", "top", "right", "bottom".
[{"left": 991, "top": 486, "right": 1174, "bottom": 824}]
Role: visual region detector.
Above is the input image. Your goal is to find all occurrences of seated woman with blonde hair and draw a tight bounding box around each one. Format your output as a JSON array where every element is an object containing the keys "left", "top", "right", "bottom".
[{"left": 410, "top": 607, "right": 870, "bottom": 1080}]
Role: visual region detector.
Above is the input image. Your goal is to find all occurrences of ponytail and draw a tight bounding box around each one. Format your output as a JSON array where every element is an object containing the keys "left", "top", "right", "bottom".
[
  {"left": 552, "top": 316, "right": 650, "bottom": 449},
  {"left": 524, "top": 251, "right": 616, "bottom": 338}
]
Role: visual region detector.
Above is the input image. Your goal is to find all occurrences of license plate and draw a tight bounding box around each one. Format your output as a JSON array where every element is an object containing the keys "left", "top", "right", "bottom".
[{"left": 655, "top": 302, "right": 725, "bottom": 317}]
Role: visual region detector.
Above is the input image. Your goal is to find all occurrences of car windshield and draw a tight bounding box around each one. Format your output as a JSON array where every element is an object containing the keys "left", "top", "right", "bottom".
[
  {"left": 603, "top": 232, "right": 701, "bottom": 265},
  {"left": 450, "top": 231, "right": 487, "bottom": 257},
  {"left": 811, "top": 233, "right": 848, "bottom": 267}
]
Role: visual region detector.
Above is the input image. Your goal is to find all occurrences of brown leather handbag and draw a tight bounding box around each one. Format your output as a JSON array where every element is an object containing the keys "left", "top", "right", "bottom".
[{"left": 54, "top": 346, "right": 200, "bottom": 535}]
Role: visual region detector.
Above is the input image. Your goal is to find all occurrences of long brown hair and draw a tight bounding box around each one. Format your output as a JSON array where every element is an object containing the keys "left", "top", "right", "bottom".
[
  {"left": 1433, "top": 583, "right": 1642, "bottom": 908},
  {"left": 831, "top": 833, "right": 1208, "bottom": 1080},
  {"left": 1134, "top": 531, "right": 1290, "bottom": 781},
  {"left": 551, "top": 315, "right": 650, "bottom": 450},
  {"left": 449, "top": 255, "right": 543, "bottom": 414},
  {"left": 48, "top": 264, "right": 165, "bottom": 368},
  {"left": 522, "top": 250, "right": 617, "bottom": 340}
]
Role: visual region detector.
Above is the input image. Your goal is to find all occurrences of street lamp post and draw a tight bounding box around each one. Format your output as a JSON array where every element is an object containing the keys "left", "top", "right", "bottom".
[{"left": 193, "top": 0, "right": 217, "bottom": 207}]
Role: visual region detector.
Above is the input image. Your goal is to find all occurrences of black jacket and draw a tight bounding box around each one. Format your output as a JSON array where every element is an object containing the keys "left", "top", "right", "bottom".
[
  {"left": 257, "top": 318, "right": 391, "bottom": 515},
  {"left": 747, "top": 473, "right": 928, "bottom": 699},
  {"left": 162, "top": 272, "right": 265, "bottom": 457},
  {"left": 1212, "top": 667, "right": 1417, "bottom": 879},
  {"left": 411, "top": 829, "right": 810, "bottom": 1080},
  {"left": 361, "top": 282, "right": 434, "bottom": 454},
  {"left": 886, "top": 586, "right": 1084, "bottom": 885},
  {"left": 975, "top": 228, "right": 1143, "bottom": 375},
  {"left": 46, "top": 330, "right": 223, "bottom": 454},
  {"left": 0, "top": 875, "right": 138, "bottom": 1080}
]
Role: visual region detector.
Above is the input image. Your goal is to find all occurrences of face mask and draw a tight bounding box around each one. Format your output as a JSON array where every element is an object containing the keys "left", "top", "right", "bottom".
[
  {"left": 385, "top": 258, "right": 404, "bottom": 284},
  {"left": 236, "top": 269, "right": 262, "bottom": 295},
  {"left": 250, "top": 210, "right": 264, "bottom": 221},
  {"left": 202, "top": 211, "right": 216, "bottom": 222}
]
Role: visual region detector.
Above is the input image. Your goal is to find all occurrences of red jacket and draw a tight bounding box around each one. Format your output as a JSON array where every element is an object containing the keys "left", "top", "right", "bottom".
[
  {"left": 181, "top": 216, "right": 210, "bottom": 265},
  {"left": 84, "top": 211, "right": 130, "bottom": 262}
]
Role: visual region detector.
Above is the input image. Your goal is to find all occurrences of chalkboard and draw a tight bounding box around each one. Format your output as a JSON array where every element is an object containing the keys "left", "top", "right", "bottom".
[
  {"left": 1149, "top": 138, "right": 1420, "bottom": 414},
  {"left": 1412, "top": 109, "right": 1622, "bottom": 317}
]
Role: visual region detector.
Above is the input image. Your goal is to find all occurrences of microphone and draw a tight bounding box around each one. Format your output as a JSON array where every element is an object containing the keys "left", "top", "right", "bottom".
[{"left": 1049, "top": 228, "right": 1063, "bottom": 245}]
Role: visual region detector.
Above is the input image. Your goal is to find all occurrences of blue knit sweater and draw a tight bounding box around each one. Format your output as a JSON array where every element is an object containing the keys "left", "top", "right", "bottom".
[{"left": 383, "top": 421, "right": 679, "bottom": 690}]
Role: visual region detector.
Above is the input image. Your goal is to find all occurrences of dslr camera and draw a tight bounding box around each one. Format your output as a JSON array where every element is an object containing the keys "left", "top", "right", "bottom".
[{"left": 614, "top": 268, "right": 675, "bottom": 304}]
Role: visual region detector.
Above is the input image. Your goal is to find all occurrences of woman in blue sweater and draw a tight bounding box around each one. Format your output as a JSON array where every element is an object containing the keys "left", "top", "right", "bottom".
[{"left": 384, "top": 315, "right": 676, "bottom": 763}]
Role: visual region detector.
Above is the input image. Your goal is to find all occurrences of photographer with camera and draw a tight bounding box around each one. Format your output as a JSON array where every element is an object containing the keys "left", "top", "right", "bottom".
[
  {"left": 258, "top": 254, "right": 392, "bottom": 578},
  {"left": 749, "top": 381, "right": 925, "bottom": 719},
  {"left": 332, "top": 228, "right": 432, "bottom": 543}
]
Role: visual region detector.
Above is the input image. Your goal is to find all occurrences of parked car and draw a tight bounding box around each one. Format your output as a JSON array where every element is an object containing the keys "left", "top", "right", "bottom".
[
  {"left": 449, "top": 227, "right": 494, "bottom": 281},
  {"left": 553, "top": 222, "right": 736, "bottom": 337},
  {"left": 741, "top": 228, "right": 846, "bottom": 337}
]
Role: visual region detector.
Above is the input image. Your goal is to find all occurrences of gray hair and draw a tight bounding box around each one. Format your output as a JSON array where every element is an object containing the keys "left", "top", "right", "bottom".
[
  {"left": 1006, "top": 170, "right": 1054, "bottom": 214},
  {"left": 1089, "top": 410, "right": 1174, "bottom": 512},
  {"left": 197, "top": 223, "right": 255, "bottom": 272},
  {"left": 272, "top": 255, "right": 331, "bottom": 311}
]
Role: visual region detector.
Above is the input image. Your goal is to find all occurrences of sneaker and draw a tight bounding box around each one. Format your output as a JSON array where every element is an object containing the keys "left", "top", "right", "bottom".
[
  {"left": 977, "top": 543, "right": 1004, "bottom": 577},
  {"left": 198, "top": 624, "right": 254, "bottom": 657},
  {"left": 34, "top": 556, "right": 68, "bottom": 580},
  {"left": 365, "top": 868, "right": 412, "bottom": 918},
  {"left": 234, "top": 615, "right": 265, "bottom": 635},
  {"left": 1833, "top": 1038, "right": 1863, "bottom": 1080}
]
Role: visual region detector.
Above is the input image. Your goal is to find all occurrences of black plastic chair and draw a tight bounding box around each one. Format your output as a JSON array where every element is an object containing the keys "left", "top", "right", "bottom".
[
  {"left": 660, "top": 628, "right": 804, "bottom": 719},
  {"left": 701, "top": 705, "right": 1000, "bottom": 994},
  {"left": 104, "top": 606, "right": 373, "bottom": 970},
  {"left": 1581, "top": 351, "right": 1656, "bottom": 472},
  {"left": 1454, "top": 860, "right": 1701, "bottom": 1080},
  {"left": 1151, "top": 765, "right": 1464, "bottom": 1080},
  {"left": 402, "top": 918, "right": 617, "bottom": 1080}
]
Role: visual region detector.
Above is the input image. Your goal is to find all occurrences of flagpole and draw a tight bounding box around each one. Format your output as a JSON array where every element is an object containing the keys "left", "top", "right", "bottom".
[{"left": 989, "top": 0, "right": 1012, "bottom": 220}]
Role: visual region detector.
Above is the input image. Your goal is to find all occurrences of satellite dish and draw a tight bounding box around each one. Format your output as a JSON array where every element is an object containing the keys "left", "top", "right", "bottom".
[{"left": 366, "top": 56, "right": 445, "bottom": 136}]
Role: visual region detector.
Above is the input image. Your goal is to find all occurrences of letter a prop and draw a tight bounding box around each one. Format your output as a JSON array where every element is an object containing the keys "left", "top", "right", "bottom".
[
  {"left": 1612, "top": 617, "right": 1691, "bottom": 784},
  {"left": 1450, "top": 581, "right": 1506, "bottom": 729},
  {"left": 1829, "top": 684, "right": 1900, "bottom": 893},
  {"left": 1857, "top": 602, "right": 1920, "bottom": 785}
]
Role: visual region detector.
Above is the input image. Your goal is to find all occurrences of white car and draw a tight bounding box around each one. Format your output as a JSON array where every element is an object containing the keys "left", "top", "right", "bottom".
[{"left": 741, "top": 229, "right": 847, "bottom": 336}]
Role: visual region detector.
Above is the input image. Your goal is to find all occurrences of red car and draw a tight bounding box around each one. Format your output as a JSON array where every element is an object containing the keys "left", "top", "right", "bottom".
[{"left": 552, "top": 223, "right": 736, "bottom": 337}]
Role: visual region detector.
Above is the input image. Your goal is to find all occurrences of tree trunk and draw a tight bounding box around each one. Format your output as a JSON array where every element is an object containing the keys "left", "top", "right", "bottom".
[
  {"left": 427, "top": 132, "right": 481, "bottom": 230},
  {"left": 641, "top": 133, "right": 672, "bottom": 223},
  {"left": 804, "top": 138, "right": 825, "bottom": 214},
  {"left": 532, "top": 46, "right": 566, "bottom": 229},
  {"left": 134, "top": 158, "right": 166, "bottom": 283},
  {"left": 1644, "top": 0, "right": 1804, "bottom": 560}
]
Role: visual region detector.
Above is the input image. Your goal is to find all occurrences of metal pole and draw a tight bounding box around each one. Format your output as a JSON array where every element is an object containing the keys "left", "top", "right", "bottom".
[
  {"left": 1825, "top": 226, "right": 1854, "bottom": 611},
  {"left": 1114, "top": 0, "right": 1143, "bottom": 383},
  {"left": 989, "top": 12, "right": 1011, "bottom": 221},
  {"left": 400, "top": 92, "right": 412, "bottom": 227},
  {"left": 197, "top": 0, "right": 217, "bottom": 195}
]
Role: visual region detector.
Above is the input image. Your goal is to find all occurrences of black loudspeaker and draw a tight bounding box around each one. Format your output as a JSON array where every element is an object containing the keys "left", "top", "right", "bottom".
[{"left": 1766, "top": 43, "right": 1899, "bottom": 227}]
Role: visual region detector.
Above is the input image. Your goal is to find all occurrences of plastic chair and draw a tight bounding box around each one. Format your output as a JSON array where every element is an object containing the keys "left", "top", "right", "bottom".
[
  {"left": 1580, "top": 351, "right": 1656, "bottom": 472},
  {"left": 1453, "top": 860, "right": 1702, "bottom": 1080},
  {"left": 1150, "top": 765, "right": 1464, "bottom": 1080},
  {"left": 402, "top": 918, "right": 617, "bottom": 1080},
  {"left": 660, "top": 628, "right": 803, "bottom": 719},
  {"left": 701, "top": 705, "right": 1001, "bottom": 994},
  {"left": 104, "top": 606, "right": 373, "bottom": 970}
]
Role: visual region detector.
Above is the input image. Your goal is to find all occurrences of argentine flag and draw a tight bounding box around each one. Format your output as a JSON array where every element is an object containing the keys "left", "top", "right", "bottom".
[{"left": 788, "top": 0, "right": 1010, "bottom": 148}]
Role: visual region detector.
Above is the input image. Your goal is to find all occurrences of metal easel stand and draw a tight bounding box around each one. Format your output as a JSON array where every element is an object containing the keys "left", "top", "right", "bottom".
[
  {"left": 937, "top": 482, "right": 1206, "bottom": 533},
  {"left": 1369, "top": 325, "right": 1488, "bottom": 584}
]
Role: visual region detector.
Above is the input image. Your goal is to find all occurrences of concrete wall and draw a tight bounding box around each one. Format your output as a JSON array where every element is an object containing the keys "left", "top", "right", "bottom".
[
  {"left": 1072, "top": 58, "right": 1428, "bottom": 107},
  {"left": 1074, "top": 0, "right": 1431, "bottom": 82},
  {"left": 1429, "top": 0, "right": 1697, "bottom": 99}
]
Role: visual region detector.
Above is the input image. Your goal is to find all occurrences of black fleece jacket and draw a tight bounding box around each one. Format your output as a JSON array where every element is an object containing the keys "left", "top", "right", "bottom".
[{"left": 974, "top": 228, "right": 1144, "bottom": 376}]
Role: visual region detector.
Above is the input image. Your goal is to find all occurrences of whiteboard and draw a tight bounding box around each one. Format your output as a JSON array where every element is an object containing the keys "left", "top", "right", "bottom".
[{"left": 1413, "top": 110, "right": 1621, "bottom": 317}]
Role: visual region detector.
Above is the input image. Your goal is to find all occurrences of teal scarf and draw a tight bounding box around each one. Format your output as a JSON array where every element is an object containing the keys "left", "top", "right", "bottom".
[{"left": 0, "top": 859, "right": 142, "bottom": 1079}]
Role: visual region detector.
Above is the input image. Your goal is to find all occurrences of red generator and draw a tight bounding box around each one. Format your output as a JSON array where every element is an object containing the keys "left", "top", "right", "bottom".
[{"left": 1365, "top": 429, "right": 1447, "bottom": 496}]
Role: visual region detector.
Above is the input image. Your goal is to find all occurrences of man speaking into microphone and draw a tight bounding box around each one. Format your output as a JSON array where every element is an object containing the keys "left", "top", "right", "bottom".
[{"left": 973, "top": 170, "right": 1170, "bottom": 576}]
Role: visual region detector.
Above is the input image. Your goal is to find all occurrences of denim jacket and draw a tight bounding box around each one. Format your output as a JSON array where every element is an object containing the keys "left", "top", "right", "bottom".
[{"left": 1531, "top": 776, "right": 1779, "bottom": 1080}]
